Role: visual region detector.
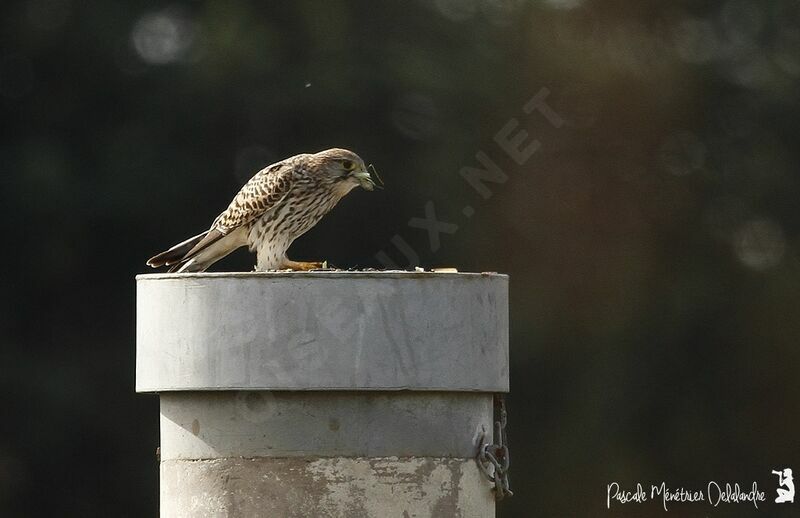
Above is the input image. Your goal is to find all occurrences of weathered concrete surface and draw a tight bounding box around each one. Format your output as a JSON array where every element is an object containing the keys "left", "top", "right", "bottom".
[
  {"left": 136, "top": 272, "right": 508, "bottom": 392},
  {"left": 160, "top": 457, "right": 494, "bottom": 518},
  {"left": 160, "top": 391, "right": 493, "bottom": 459},
  {"left": 136, "top": 273, "right": 509, "bottom": 516}
]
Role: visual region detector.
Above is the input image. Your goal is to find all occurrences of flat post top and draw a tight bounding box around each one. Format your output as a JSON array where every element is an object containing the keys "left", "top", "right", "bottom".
[{"left": 136, "top": 271, "right": 509, "bottom": 392}]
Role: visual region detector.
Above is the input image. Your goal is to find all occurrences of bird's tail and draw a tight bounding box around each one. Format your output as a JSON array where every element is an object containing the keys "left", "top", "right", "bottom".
[
  {"left": 147, "top": 228, "right": 239, "bottom": 273},
  {"left": 146, "top": 231, "right": 209, "bottom": 270}
]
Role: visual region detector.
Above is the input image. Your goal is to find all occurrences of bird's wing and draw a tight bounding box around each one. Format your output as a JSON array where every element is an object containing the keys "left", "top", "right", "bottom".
[
  {"left": 213, "top": 161, "right": 296, "bottom": 233},
  {"left": 179, "top": 161, "right": 296, "bottom": 262}
]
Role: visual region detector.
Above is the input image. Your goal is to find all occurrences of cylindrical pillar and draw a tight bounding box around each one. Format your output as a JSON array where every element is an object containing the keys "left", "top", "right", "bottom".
[{"left": 136, "top": 272, "right": 509, "bottom": 517}]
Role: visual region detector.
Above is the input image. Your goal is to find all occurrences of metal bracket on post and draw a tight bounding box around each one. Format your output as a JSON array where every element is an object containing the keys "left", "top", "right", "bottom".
[{"left": 477, "top": 394, "right": 513, "bottom": 500}]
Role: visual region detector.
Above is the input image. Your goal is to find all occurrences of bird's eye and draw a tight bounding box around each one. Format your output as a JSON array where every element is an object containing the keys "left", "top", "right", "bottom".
[{"left": 341, "top": 159, "right": 355, "bottom": 171}]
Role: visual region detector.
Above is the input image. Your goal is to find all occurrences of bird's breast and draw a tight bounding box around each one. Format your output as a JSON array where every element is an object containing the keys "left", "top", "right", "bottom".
[{"left": 244, "top": 183, "right": 346, "bottom": 270}]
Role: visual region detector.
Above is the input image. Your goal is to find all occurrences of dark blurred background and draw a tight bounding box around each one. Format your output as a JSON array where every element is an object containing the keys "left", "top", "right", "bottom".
[{"left": 2, "top": 0, "right": 799, "bottom": 516}]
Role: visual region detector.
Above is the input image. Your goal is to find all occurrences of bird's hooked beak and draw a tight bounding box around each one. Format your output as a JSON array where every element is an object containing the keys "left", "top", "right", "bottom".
[{"left": 353, "top": 168, "right": 375, "bottom": 191}]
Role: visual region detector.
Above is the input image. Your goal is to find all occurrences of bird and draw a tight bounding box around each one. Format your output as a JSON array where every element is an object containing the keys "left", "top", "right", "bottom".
[{"left": 146, "top": 148, "right": 376, "bottom": 273}]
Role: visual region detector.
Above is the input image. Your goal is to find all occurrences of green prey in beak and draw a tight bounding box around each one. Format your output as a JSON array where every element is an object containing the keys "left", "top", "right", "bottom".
[{"left": 354, "top": 163, "right": 384, "bottom": 191}]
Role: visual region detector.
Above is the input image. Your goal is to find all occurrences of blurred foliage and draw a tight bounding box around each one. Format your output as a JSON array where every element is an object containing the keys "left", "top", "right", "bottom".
[{"left": 1, "top": 0, "right": 800, "bottom": 516}]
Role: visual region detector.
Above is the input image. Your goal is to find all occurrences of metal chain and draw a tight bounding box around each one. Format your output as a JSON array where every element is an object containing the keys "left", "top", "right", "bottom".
[{"left": 476, "top": 394, "right": 513, "bottom": 500}]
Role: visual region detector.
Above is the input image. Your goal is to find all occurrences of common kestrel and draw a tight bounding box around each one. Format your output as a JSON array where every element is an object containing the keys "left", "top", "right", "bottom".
[{"left": 146, "top": 148, "right": 375, "bottom": 272}]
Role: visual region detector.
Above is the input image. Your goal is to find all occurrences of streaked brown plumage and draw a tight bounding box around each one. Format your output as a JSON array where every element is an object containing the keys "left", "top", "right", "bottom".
[{"left": 147, "top": 148, "right": 375, "bottom": 272}]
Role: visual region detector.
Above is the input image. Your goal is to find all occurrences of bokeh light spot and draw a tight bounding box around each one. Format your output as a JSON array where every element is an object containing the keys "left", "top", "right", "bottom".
[
  {"left": 734, "top": 218, "right": 785, "bottom": 270},
  {"left": 131, "top": 8, "right": 197, "bottom": 65}
]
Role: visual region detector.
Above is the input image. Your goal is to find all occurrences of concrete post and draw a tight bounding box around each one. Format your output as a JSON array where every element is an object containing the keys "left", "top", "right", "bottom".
[{"left": 136, "top": 271, "right": 509, "bottom": 517}]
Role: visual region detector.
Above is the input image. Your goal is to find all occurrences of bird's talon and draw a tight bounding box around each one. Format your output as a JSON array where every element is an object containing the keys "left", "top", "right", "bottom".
[{"left": 280, "top": 260, "right": 325, "bottom": 271}]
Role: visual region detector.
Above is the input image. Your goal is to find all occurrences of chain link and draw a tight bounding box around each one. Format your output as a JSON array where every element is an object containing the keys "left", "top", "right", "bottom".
[{"left": 476, "top": 394, "right": 513, "bottom": 500}]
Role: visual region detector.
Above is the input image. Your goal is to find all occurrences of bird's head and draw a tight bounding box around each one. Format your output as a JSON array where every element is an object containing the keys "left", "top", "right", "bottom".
[{"left": 315, "top": 148, "right": 376, "bottom": 192}]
